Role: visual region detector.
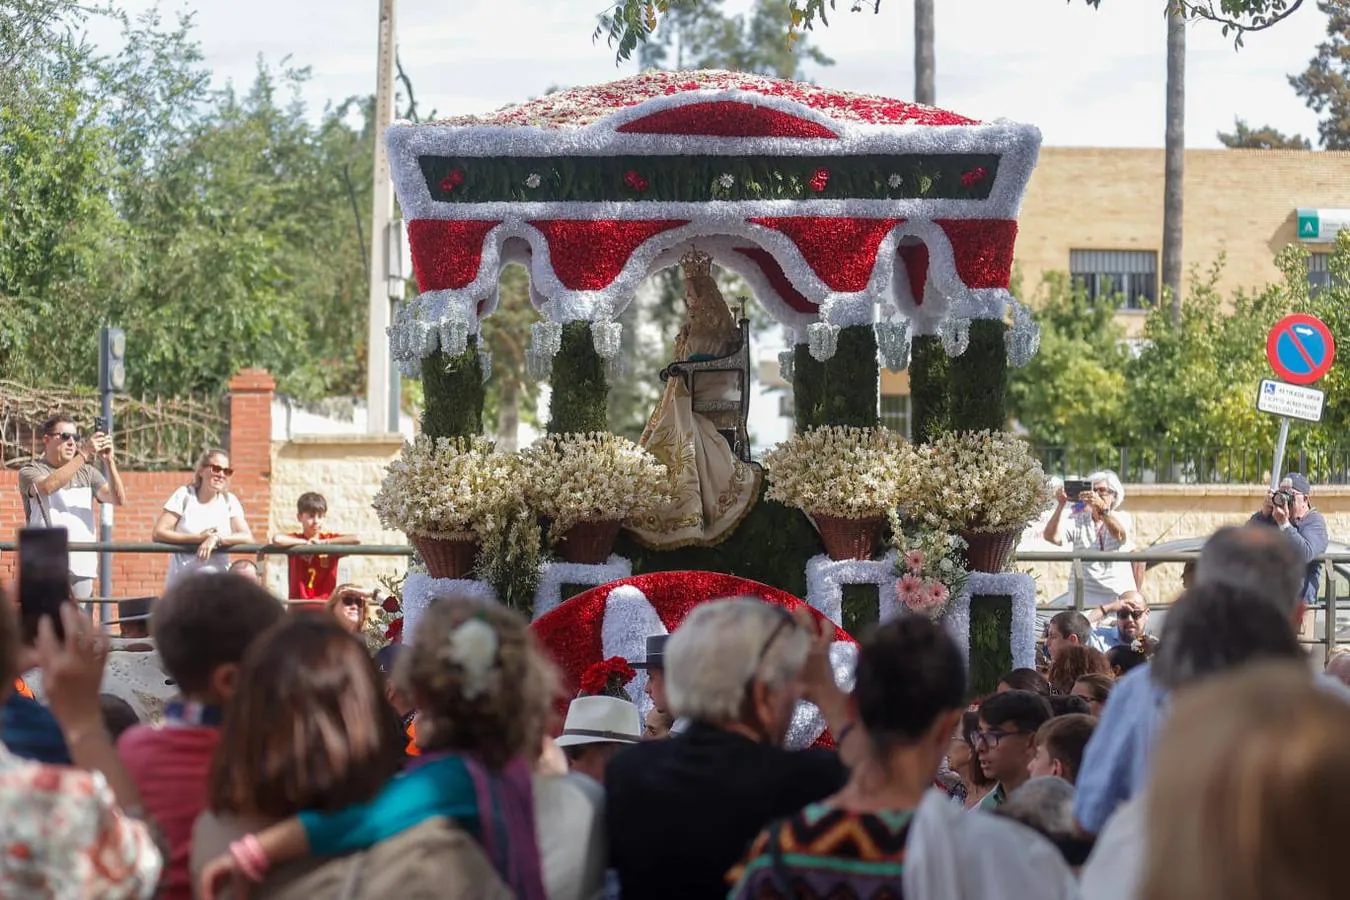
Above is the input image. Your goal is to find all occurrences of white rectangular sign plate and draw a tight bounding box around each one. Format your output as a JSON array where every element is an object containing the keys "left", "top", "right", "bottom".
[{"left": 1257, "top": 379, "right": 1324, "bottom": 422}]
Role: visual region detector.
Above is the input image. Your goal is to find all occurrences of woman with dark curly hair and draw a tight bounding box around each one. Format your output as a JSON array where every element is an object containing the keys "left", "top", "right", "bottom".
[
  {"left": 1048, "top": 644, "right": 1112, "bottom": 696},
  {"left": 197, "top": 597, "right": 555, "bottom": 900}
]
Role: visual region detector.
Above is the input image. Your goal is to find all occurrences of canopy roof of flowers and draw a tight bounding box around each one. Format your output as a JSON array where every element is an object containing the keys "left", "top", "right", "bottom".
[{"left": 386, "top": 69, "right": 1042, "bottom": 363}]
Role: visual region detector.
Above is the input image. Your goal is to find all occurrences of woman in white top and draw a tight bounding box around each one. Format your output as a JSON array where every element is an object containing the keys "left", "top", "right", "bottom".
[
  {"left": 151, "top": 448, "right": 253, "bottom": 586},
  {"left": 1043, "top": 469, "right": 1136, "bottom": 608}
]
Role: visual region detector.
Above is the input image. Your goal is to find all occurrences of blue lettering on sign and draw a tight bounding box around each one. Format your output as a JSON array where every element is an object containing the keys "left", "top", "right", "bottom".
[{"left": 1277, "top": 324, "right": 1328, "bottom": 376}]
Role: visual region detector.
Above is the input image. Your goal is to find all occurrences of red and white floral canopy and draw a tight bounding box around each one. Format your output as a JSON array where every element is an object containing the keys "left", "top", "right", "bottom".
[{"left": 386, "top": 70, "right": 1041, "bottom": 365}]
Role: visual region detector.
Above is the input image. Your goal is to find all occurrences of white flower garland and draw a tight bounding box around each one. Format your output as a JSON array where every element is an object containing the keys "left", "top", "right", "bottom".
[
  {"left": 402, "top": 574, "right": 498, "bottom": 647},
  {"left": 384, "top": 88, "right": 1041, "bottom": 346},
  {"left": 532, "top": 555, "right": 633, "bottom": 621},
  {"left": 940, "top": 571, "right": 1038, "bottom": 673},
  {"left": 805, "top": 551, "right": 900, "bottom": 627}
]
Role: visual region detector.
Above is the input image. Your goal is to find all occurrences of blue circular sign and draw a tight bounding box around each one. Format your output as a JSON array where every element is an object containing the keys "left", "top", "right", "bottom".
[{"left": 1267, "top": 314, "right": 1336, "bottom": 385}]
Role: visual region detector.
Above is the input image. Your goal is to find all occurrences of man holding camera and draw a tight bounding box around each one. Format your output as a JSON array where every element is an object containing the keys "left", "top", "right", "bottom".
[
  {"left": 17, "top": 414, "right": 127, "bottom": 600},
  {"left": 1249, "top": 472, "right": 1327, "bottom": 605}
]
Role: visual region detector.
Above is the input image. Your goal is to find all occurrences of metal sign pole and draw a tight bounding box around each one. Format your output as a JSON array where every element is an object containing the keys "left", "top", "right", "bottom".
[{"left": 1270, "top": 416, "right": 1291, "bottom": 491}]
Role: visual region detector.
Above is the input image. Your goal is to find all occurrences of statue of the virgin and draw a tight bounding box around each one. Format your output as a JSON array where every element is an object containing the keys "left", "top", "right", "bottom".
[{"left": 625, "top": 250, "right": 761, "bottom": 548}]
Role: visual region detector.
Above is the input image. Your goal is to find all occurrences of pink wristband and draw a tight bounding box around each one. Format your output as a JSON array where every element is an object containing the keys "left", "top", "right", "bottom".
[{"left": 229, "top": 835, "right": 269, "bottom": 883}]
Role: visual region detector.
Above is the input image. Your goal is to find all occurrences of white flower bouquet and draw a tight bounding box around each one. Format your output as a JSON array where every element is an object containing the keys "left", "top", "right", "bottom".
[
  {"left": 762, "top": 426, "right": 918, "bottom": 518},
  {"left": 519, "top": 432, "right": 671, "bottom": 542},
  {"left": 909, "top": 430, "right": 1048, "bottom": 534},
  {"left": 889, "top": 511, "right": 969, "bottom": 618},
  {"left": 373, "top": 436, "right": 523, "bottom": 539}
]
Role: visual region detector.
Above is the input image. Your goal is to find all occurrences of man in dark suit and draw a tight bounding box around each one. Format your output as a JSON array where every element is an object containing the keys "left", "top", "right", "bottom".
[{"left": 607, "top": 599, "right": 849, "bottom": 899}]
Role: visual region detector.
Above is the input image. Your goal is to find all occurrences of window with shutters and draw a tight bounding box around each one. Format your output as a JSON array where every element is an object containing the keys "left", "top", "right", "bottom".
[{"left": 1070, "top": 250, "right": 1158, "bottom": 310}]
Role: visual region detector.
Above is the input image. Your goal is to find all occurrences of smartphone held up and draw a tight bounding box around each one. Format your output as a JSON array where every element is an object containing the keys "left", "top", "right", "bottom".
[{"left": 19, "top": 527, "right": 70, "bottom": 642}]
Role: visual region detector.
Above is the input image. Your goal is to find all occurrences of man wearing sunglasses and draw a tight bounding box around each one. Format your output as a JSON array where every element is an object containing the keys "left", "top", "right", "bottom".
[
  {"left": 17, "top": 414, "right": 126, "bottom": 600},
  {"left": 1087, "top": 590, "right": 1153, "bottom": 651}
]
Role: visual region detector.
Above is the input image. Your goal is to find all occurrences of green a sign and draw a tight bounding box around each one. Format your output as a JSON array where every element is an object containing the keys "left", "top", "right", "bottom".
[{"left": 1298, "top": 209, "right": 1320, "bottom": 240}]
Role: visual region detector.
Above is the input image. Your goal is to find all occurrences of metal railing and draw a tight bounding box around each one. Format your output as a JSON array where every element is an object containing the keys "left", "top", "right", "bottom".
[
  {"left": 2, "top": 542, "right": 1342, "bottom": 665},
  {"left": 1018, "top": 548, "right": 1348, "bottom": 664},
  {"left": 0, "top": 541, "right": 416, "bottom": 622},
  {"left": 1032, "top": 445, "right": 1350, "bottom": 485}
]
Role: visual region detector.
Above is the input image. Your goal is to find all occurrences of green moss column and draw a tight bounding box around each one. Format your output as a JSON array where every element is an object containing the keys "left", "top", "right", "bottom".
[
  {"left": 792, "top": 325, "right": 879, "bottom": 429},
  {"left": 950, "top": 319, "right": 1008, "bottom": 432},
  {"left": 909, "top": 334, "right": 949, "bottom": 444},
  {"left": 548, "top": 322, "right": 609, "bottom": 434},
  {"left": 421, "top": 338, "right": 484, "bottom": 439},
  {"left": 968, "top": 594, "right": 1013, "bottom": 697}
]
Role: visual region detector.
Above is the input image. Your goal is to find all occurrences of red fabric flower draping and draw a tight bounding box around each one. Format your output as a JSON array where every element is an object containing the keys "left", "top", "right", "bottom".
[
  {"left": 935, "top": 219, "right": 1018, "bottom": 290},
  {"left": 527, "top": 219, "right": 689, "bottom": 291},
  {"left": 897, "top": 243, "right": 930, "bottom": 307},
  {"left": 732, "top": 246, "right": 819, "bottom": 314},
  {"left": 530, "top": 571, "right": 855, "bottom": 749},
  {"left": 616, "top": 100, "right": 839, "bottom": 139},
  {"left": 408, "top": 219, "right": 502, "bottom": 292},
  {"left": 749, "top": 217, "right": 903, "bottom": 293}
]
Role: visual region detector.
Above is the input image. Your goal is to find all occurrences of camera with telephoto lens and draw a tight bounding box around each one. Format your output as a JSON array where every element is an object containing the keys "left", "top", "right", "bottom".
[{"left": 1273, "top": 489, "right": 1297, "bottom": 509}]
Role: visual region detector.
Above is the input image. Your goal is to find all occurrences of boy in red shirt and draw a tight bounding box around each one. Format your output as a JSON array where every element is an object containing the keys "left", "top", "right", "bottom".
[
  {"left": 116, "top": 573, "right": 285, "bottom": 900},
  {"left": 271, "top": 492, "right": 360, "bottom": 602}
]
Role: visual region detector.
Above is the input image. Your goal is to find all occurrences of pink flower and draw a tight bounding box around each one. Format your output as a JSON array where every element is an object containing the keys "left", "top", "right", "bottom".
[
  {"left": 929, "top": 582, "right": 950, "bottom": 606},
  {"left": 903, "top": 582, "right": 934, "bottom": 612},
  {"left": 897, "top": 573, "right": 922, "bottom": 599},
  {"left": 905, "top": 550, "right": 925, "bottom": 573}
]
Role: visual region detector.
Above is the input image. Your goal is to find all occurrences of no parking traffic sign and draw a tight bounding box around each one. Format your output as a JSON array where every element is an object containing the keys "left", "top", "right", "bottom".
[{"left": 1266, "top": 314, "right": 1335, "bottom": 385}]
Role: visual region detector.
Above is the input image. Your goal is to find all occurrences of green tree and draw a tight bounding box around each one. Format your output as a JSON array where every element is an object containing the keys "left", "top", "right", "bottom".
[
  {"left": 638, "top": 0, "right": 832, "bottom": 77},
  {"left": 597, "top": 0, "right": 1308, "bottom": 63},
  {"left": 1290, "top": 0, "right": 1350, "bottom": 149},
  {"left": 1217, "top": 116, "right": 1313, "bottom": 148},
  {"left": 1007, "top": 273, "right": 1130, "bottom": 450},
  {"left": 0, "top": 4, "right": 374, "bottom": 402}
]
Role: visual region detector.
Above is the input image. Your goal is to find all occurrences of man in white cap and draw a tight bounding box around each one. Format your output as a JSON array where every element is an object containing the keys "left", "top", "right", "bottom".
[
  {"left": 556, "top": 695, "right": 642, "bottom": 786},
  {"left": 535, "top": 693, "right": 641, "bottom": 900}
]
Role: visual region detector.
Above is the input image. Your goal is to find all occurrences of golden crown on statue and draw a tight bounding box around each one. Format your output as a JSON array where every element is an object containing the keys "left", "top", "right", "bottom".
[{"left": 679, "top": 247, "right": 713, "bottom": 278}]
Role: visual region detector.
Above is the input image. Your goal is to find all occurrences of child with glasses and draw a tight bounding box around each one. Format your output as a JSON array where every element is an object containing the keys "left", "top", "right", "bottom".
[{"left": 152, "top": 449, "right": 253, "bottom": 586}]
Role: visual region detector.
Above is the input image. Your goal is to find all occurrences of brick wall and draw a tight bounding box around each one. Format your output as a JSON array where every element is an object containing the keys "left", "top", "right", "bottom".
[
  {"left": 0, "top": 369, "right": 274, "bottom": 596},
  {"left": 1015, "top": 147, "right": 1350, "bottom": 332}
]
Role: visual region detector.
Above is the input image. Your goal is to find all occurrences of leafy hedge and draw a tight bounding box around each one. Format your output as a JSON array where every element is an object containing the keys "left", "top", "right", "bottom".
[
  {"left": 421, "top": 339, "right": 484, "bottom": 439},
  {"left": 548, "top": 322, "right": 609, "bottom": 434},
  {"left": 793, "top": 325, "right": 880, "bottom": 429}
]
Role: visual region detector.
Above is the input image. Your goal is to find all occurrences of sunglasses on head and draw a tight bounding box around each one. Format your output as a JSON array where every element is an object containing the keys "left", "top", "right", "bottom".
[
  {"left": 47, "top": 431, "right": 78, "bottom": 442},
  {"left": 207, "top": 463, "right": 234, "bottom": 476}
]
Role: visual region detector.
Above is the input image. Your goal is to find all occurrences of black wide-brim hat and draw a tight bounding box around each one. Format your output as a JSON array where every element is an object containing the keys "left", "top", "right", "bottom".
[{"left": 631, "top": 633, "right": 668, "bottom": 670}]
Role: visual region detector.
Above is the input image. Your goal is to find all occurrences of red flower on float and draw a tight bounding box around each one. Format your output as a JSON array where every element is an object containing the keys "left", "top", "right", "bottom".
[
  {"left": 384, "top": 616, "right": 404, "bottom": 643},
  {"left": 579, "top": 656, "right": 637, "bottom": 696},
  {"left": 382, "top": 594, "right": 402, "bottom": 614},
  {"left": 808, "top": 167, "right": 830, "bottom": 192},
  {"left": 623, "top": 169, "right": 650, "bottom": 192},
  {"left": 439, "top": 169, "right": 466, "bottom": 192},
  {"left": 960, "top": 166, "right": 988, "bottom": 188}
]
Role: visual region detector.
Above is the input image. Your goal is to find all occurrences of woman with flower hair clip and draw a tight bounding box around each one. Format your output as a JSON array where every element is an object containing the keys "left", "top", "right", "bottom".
[{"left": 197, "top": 596, "right": 557, "bottom": 900}]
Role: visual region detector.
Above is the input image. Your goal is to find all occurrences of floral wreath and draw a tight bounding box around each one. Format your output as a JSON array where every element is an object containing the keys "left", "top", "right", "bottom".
[{"left": 579, "top": 656, "right": 637, "bottom": 699}]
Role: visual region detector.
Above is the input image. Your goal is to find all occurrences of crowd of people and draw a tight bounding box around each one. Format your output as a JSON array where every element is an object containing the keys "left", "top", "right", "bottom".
[
  {"left": 0, "top": 514, "right": 1346, "bottom": 899},
  {"left": 4, "top": 431, "right": 1349, "bottom": 899}
]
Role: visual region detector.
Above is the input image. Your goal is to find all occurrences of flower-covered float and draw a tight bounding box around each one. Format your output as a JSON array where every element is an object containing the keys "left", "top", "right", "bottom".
[{"left": 387, "top": 70, "right": 1043, "bottom": 692}]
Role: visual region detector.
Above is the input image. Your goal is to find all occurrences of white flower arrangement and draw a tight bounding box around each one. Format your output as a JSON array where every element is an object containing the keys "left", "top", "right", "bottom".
[
  {"left": 442, "top": 617, "right": 500, "bottom": 700},
  {"left": 909, "top": 430, "right": 1048, "bottom": 534},
  {"left": 889, "top": 511, "right": 970, "bottom": 618},
  {"left": 373, "top": 436, "right": 523, "bottom": 539},
  {"left": 762, "top": 426, "right": 918, "bottom": 519},
  {"left": 520, "top": 432, "right": 671, "bottom": 542}
]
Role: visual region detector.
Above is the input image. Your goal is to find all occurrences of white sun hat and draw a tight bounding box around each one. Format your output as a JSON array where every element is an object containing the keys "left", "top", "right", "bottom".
[{"left": 554, "top": 695, "right": 642, "bottom": 748}]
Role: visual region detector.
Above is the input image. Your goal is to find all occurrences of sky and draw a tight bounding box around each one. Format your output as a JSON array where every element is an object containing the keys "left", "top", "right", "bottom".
[{"left": 93, "top": 0, "right": 1335, "bottom": 149}]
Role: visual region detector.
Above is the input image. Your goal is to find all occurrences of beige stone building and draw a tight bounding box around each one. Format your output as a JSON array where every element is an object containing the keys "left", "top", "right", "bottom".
[{"left": 1015, "top": 147, "right": 1350, "bottom": 331}]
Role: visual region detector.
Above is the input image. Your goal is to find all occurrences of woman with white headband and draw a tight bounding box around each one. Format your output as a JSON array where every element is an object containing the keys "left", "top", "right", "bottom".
[{"left": 1042, "top": 469, "right": 1136, "bottom": 608}]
